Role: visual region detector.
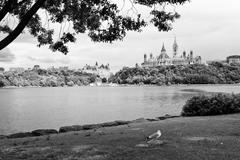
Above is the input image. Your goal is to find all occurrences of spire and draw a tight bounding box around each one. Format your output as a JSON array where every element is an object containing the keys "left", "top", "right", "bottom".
[
  {"left": 161, "top": 43, "right": 166, "bottom": 52},
  {"left": 174, "top": 36, "right": 177, "bottom": 44},
  {"left": 144, "top": 54, "right": 147, "bottom": 62},
  {"left": 173, "top": 36, "right": 178, "bottom": 57},
  {"left": 173, "top": 36, "right": 178, "bottom": 51}
]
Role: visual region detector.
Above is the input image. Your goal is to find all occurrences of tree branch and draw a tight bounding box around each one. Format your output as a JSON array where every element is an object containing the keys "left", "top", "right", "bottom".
[
  {"left": 0, "top": 0, "right": 46, "bottom": 51},
  {"left": 0, "top": 0, "right": 15, "bottom": 22}
]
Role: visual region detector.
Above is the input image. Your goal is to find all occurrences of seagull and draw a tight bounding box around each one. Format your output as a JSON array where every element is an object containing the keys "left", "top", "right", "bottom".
[{"left": 146, "top": 130, "right": 162, "bottom": 142}]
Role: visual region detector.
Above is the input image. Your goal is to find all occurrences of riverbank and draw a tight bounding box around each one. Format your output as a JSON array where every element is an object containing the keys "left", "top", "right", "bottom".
[
  {"left": 0, "top": 115, "right": 179, "bottom": 139},
  {"left": 1, "top": 114, "right": 240, "bottom": 160},
  {"left": 1, "top": 83, "right": 240, "bottom": 89}
]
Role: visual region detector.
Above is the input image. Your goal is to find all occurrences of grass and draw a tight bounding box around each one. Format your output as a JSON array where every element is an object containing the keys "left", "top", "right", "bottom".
[{"left": 1, "top": 114, "right": 240, "bottom": 160}]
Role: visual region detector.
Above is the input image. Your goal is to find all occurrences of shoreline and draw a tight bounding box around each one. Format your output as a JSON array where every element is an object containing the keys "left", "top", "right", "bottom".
[
  {"left": 0, "top": 114, "right": 180, "bottom": 139},
  {"left": 1, "top": 83, "right": 240, "bottom": 89}
]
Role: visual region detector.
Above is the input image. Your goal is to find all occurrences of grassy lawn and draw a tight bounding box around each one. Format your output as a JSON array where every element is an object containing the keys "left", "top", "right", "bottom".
[{"left": 1, "top": 114, "right": 240, "bottom": 160}]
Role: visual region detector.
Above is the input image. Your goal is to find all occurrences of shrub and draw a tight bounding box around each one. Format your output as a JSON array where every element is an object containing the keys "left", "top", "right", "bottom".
[
  {"left": 181, "top": 93, "right": 240, "bottom": 116},
  {"left": 0, "top": 81, "right": 4, "bottom": 87},
  {"left": 102, "top": 77, "right": 107, "bottom": 83}
]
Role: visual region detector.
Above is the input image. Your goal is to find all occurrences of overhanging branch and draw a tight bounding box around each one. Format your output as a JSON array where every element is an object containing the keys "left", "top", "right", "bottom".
[
  {"left": 0, "top": 0, "right": 47, "bottom": 51},
  {"left": 0, "top": 0, "right": 15, "bottom": 22}
]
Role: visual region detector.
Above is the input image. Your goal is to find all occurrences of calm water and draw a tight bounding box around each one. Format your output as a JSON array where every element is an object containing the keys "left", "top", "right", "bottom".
[{"left": 0, "top": 85, "right": 240, "bottom": 135}]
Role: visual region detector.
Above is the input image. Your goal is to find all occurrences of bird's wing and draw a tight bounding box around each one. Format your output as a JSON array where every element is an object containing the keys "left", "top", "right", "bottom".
[{"left": 148, "top": 132, "right": 158, "bottom": 139}]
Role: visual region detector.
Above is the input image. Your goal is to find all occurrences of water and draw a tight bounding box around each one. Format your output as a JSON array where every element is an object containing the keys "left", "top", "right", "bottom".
[{"left": 0, "top": 84, "right": 240, "bottom": 135}]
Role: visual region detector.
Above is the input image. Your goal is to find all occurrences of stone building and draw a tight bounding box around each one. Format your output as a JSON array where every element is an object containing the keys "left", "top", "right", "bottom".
[
  {"left": 33, "top": 65, "right": 40, "bottom": 70},
  {"left": 82, "top": 62, "right": 111, "bottom": 79},
  {"left": 227, "top": 55, "right": 240, "bottom": 64},
  {"left": 142, "top": 38, "right": 202, "bottom": 67}
]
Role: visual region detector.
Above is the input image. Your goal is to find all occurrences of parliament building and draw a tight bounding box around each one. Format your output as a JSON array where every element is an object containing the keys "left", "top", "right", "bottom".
[{"left": 141, "top": 38, "right": 202, "bottom": 67}]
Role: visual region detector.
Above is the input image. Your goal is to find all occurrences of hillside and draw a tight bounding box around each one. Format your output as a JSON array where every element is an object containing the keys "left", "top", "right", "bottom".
[
  {"left": 1, "top": 62, "right": 240, "bottom": 88},
  {"left": 109, "top": 62, "right": 240, "bottom": 85},
  {"left": 0, "top": 69, "right": 98, "bottom": 87}
]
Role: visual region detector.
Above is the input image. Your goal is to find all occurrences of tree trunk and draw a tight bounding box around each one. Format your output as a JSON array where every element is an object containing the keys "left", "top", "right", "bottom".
[{"left": 0, "top": 0, "right": 47, "bottom": 51}]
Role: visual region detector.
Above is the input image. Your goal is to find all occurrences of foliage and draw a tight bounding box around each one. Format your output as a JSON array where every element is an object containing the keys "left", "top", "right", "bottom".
[
  {"left": 109, "top": 63, "right": 240, "bottom": 85},
  {"left": 0, "top": 81, "right": 4, "bottom": 87},
  {"left": 0, "top": 68, "right": 100, "bottom": 87},
  {"left": 0, "top": 0, "right": 189, "bottom": 54},
  {"left": 181, "top": 93, "right": 240, "bottom": 116},
  {"left": 102, "top": 77, "right": 107, "bottom": 83}
]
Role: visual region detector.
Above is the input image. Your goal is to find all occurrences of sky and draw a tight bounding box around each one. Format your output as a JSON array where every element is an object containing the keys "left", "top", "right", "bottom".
[{"left": 0, "top": 0, "right": 240, "bottom": 71}]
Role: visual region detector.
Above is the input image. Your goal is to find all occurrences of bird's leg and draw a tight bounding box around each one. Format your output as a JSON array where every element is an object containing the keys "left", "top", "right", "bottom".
[{"left": 147, "top": 138, "right": 156, "bottom": 144}]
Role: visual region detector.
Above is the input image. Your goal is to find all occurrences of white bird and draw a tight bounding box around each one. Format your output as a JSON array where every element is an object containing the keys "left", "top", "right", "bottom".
[{"left": 146, "top": 130, "right": 162, "bottom": 142}]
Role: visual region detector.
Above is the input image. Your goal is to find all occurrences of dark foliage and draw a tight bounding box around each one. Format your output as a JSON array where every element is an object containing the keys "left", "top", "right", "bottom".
[
  {"left": 181, "top": 93, "right": 240, "bottom": 116},
  {"left": 0, "top": 68, "right": 100, "bottom": 87},
  {"left": 102, "top": 77, "right": 107, "bottom": 83},
  {"left": 0, "top": 80, "right": 4, "bottom": 87},
  {"left": 109, "top": 63, "right": 240, "bottom": 85}
]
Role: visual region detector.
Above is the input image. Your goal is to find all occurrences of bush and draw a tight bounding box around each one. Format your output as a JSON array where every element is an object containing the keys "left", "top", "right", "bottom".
[
  {"left": 102, "top": 77, "right": 107, "bottom": 83},
  {"left": 181, "top": 93, "right": 240, "bottom": 116},
  {"left": 183, "top": 74, "right": 217, "bottom": 84},
  {"left": 0, "top": 81, "right": 4, "bottom": 87}
]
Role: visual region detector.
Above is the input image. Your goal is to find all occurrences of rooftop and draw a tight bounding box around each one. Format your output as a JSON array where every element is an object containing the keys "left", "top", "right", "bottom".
[{"left": 227, "top": 55, "right": 240, "bottom": 59}]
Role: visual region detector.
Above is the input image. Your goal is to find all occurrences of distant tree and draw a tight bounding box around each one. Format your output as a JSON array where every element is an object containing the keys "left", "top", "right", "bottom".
[
  {"left": 102, "top": 77, "right": 107, "bottom": 83},
  {"left": 110, "top": 63, "right": 240, "bottom": 85},
  {"left": 37, "top": 68, "right": 47, "bottom": 75},
  {"left": 89, "top": 75, "right": 97, "bottom": 83},
  {"left": 0, "top": 0, "right": 189, "bottom": 54},
  {"left": 0, "top": 81, "right": 4, "bottom": 87}
]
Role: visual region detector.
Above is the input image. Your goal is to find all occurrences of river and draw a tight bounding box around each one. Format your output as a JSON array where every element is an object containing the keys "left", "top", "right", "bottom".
[{"left": 0, "top": 84, "right": 240, "bottom": 135}]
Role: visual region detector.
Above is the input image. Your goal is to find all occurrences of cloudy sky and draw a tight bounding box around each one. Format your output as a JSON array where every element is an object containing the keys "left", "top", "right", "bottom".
[{"left": 0, "top": 0, "right": 240, "bottom": 71}]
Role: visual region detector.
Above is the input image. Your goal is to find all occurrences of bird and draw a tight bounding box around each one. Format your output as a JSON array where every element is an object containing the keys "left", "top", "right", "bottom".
[{"left": 146, "top": 130, "right": 162, "bottom": 142}]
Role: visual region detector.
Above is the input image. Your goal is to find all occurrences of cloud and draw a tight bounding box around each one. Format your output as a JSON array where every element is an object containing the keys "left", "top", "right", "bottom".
[
  {"left": 15, "top": 33, "right": 36, "bottom": 43},
  {"left": 27, "top": 56, "right": 56, "bottom": 63},
  {"left": 27, "top": 56, "right": 70, "bottom": 65},
  {"left": 58, "top": 58, "right": 71, "bottom": 64},
  {"left": 0, "top": 32, "right": 36, "bottom": 44},
  {"left": 0, "top": 48, "right": 15, "bottom": 62}
]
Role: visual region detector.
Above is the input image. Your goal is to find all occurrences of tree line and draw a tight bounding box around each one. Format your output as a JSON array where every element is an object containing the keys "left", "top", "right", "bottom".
[
  {"left": 0, "top": 69, "right": 98, "bottom": 87},
  {"left": 109, "top": 62, "right": 240, "bottom": 85}
]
